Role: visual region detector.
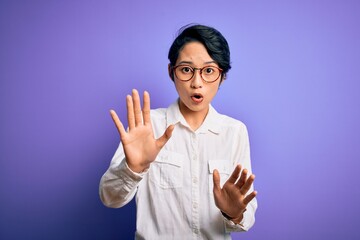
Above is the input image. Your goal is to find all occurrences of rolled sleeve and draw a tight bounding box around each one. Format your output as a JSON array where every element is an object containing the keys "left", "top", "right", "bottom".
[{"left": 99, "top": 152, "right": 148, "bottom": 208}]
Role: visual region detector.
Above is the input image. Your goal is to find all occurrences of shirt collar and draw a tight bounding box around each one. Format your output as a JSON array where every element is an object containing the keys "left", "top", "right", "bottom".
[{"left": 166, "top": 99, "right": 222, "bottom": 134}]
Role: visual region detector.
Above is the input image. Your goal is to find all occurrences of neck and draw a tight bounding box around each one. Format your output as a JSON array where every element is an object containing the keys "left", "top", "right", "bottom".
[{"left": 178, "top": 100, "right": 209, "bottom": 131}]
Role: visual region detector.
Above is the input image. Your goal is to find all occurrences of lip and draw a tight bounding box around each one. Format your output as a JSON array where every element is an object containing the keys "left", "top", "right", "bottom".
[{"left": 191, "top": 93, "right": 204, "bottom": 103}]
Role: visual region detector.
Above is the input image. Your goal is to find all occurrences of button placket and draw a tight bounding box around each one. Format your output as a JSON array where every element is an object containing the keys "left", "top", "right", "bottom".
[{"left": 191, "top": 133, "right": 200, "bottom": 238}]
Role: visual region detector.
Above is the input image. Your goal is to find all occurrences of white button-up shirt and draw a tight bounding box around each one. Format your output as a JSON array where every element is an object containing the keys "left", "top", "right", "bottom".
[{"left": 100, "top": 101, "right": 257, "bottom": 240}]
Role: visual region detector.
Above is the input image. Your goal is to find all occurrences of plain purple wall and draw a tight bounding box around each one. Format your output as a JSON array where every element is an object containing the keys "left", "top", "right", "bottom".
[{"left": 1, "top": 1, "right": 359, "bottom": 239}]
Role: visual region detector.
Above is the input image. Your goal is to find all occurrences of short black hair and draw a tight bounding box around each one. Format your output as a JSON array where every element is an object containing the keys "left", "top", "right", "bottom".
[{"left": 168, "top": 24, "right": 231, "bottom": 81}]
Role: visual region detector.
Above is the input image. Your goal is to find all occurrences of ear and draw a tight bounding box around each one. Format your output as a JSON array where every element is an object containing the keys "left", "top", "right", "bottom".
[{"left": 168, "top": 64, "right": 174, "bottom": 82}]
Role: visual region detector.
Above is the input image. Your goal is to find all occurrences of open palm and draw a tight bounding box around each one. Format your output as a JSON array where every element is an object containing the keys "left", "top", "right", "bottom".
[
  {"left": 110, "top": 89, "right": 174, "bottom": 173},
  {"left": 213, "top": 165, "right": 257, "bottom": 223}
]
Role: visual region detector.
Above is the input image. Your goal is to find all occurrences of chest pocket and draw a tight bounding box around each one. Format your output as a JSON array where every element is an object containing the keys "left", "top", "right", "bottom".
[
  {"left": 149, "top": 149, "right": 184, "bottom": 189},
  {"left": 208, "top": 160, "right": 232, "bottom": 194}
]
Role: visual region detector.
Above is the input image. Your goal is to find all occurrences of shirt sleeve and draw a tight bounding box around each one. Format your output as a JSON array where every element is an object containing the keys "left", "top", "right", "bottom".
[
  {"left": 224, "top": 123, "right": 258, "bottom": 232},
  {"left": 99, "top": 144, "right": 147, "bottom": 208}
]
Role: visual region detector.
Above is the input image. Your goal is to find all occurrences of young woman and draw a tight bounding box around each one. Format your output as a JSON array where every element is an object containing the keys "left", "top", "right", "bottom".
[{"left": 100, "top": 24, "right": 257, "bottom": 239}]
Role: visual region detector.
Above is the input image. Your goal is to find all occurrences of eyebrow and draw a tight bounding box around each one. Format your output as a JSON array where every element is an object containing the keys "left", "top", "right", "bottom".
[{"left": 177, "top": 60, "right": 217, "bottom": 65}]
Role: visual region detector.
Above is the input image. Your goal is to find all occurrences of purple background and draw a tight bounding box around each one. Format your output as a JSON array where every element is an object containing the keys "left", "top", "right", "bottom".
[{"left": 1, "top": 1, "right": 359, "bottom": 239}]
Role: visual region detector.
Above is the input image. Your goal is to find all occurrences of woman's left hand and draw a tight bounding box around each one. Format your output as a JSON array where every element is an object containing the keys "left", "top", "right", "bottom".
[{"left": 213, "top": 164, "right": 257, "bottom": 224}]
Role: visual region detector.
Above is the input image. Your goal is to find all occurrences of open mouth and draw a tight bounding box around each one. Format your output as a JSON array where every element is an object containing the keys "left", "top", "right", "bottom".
[{"left": 191, "top": 93, "right": 204, "bottom": 103}]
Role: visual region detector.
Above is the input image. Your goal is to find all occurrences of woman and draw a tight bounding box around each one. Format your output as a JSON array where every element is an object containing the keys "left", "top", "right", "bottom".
[{"left": 100, "top": 24, "right": 257, "bottom": 239}]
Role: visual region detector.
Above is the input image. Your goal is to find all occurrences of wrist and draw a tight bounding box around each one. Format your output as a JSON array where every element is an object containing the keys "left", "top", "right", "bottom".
[
  {"left": 221, "top": 209, "right": 246, "bottom": 224},
  {"left": 126, "top": 161, "right": 150, "bottom": 173}
]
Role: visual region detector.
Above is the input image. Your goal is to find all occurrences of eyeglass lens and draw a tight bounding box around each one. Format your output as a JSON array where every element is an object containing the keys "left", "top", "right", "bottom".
[{"left": 174, "top": 65, "right": 221, "bottom": 82}]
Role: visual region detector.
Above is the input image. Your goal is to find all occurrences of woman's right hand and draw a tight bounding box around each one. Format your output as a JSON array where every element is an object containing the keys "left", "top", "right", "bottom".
[{"left": 110, "top": 89, "right": 174, "bottom": 173}]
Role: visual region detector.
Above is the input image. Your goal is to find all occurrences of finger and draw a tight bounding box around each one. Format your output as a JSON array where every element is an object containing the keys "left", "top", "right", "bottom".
[
  {"left": 110, "top": 110, "right": 127, "bottom": 138},
  {"left": 143, "top": 91, "right": 151, "bottom": 126},
  {"left": 240, "top": 174, "right": 256, "bottom": 195},
  {"left": 156, "top": 124, "right": 175, "bottom": 149},
  {"left": 235, "top": 168, "right": 248, "bottom": 188},
  {"left": 243, "top": 191, "right": 257, "bottom": 205},
  {"left": 212, "top": 169, "right": 221, "bottom": 197},
  {"left": 126, "top": 95, "right": 135, "bottom": 129},
  {"left": 226, "top": 165, "right": 241, "bottom": 184},
  {"left": 132, "top": 89, "right": 143, "bottom": 126}
]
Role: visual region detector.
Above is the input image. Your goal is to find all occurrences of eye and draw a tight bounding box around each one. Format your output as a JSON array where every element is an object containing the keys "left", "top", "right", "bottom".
[
  {"left": 203, "top": 67, "right": 215, "bottom": 75},
  {"left": 181, "top": 66, "right": 192, "bottom": 74}
]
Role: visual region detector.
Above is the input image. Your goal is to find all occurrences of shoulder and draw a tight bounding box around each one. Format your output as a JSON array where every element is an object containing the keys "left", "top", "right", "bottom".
[
  {"left": 221, "top": 114, "right": 246, "bottom": 127},
  {"left": 218, "top": 112, "right": 247, "bottom": 131},
  {"left": 214, "top": 112, "right": 249, "bottom": 140},
  {"left": 150, "top": 108, "right": 167, "bottom": 118},
  {"left": 149, "top": 108, "right": 167, "bottom": 125}
]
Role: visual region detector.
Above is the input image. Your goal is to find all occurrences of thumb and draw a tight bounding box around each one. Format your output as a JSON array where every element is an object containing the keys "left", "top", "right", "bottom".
[
  {"left": 156, "top": 124, "right": 175, "bottom": 148},
  {"left": 213, "top": 169, "right": 221, "bottom": 196}
]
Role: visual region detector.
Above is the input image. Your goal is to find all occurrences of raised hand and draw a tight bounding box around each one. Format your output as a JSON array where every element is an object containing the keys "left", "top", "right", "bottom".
[
  {"left": 110, "top": 89, "right": 174, "bottom": 173},
  {"left": 213, "top": 165, "right": 257, "bottom": 224}
]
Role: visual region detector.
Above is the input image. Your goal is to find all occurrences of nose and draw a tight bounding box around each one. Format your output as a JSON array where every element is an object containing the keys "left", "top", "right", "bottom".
[{"left": 190, "top": 69, "right": 203, "bottom": 88}]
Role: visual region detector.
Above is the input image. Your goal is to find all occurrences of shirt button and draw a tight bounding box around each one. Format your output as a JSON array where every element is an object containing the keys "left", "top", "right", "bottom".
[
  {"left": 191, "top": 134, "right": 197, "bottom": 142},
  {"left": 192, "top": 178, "right": 197, "bottom": 184}
]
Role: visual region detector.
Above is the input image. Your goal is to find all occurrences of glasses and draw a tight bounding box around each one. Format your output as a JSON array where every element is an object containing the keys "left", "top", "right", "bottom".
[{"left": 172, "top": 65, "right": 223, "bottom": 83}]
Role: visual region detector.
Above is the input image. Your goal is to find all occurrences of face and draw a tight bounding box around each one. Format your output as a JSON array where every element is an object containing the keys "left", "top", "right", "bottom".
[{"left": 170, "top": 41, "right": 222, "bottom": 118}]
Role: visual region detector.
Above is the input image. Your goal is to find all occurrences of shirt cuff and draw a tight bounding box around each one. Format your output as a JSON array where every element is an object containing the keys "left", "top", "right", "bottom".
[
  {"left": 113, "top": 159, "right": 148, "bottom": 195},
  {"left": 223, "top": 208, "right": 256, "bottom": 232},
  {"left": 222, "top": 212, "right": 246, "bottom": 232},
  {"left": 124, "top": 161, "right": 149, "bottom": 178}
]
